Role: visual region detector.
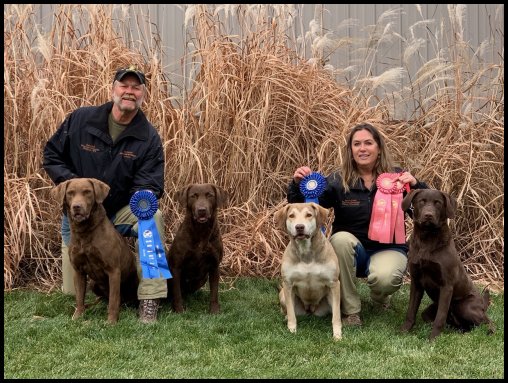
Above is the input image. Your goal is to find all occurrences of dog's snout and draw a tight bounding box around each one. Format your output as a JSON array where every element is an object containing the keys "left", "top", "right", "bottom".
[
  {"left": 193, "top": 202, "right": 211, "bottom": 224},
  {"left": 68, "top": 194, "right": 90, "bottom": 223},
  {"left": 72, "top": 203, "right": 84, "bottom": 212},
  {"left": 197, "top": 207, "right": 208, "bottom": 217},
  {"left": 422, "top": 211, "right": 435, "bottom": 221},
  {"left": 295, "top": 224, "right": 305, "bottom": 233}
]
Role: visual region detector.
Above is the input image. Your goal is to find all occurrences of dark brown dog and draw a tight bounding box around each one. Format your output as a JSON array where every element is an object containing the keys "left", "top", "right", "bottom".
[
  {"left": 51, "top": 178, "right": 138, "bottom": 323},
  {"left": 400, "top": 189, "right": 495, "bottom": 340},
  {"left": 167, "top": 183, "right": 228, "bottom": 313}
]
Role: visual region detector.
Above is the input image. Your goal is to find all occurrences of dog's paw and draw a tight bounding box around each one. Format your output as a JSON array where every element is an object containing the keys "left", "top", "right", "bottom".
[
  {"left": 72, "top": 307, "right": 85, "bottom": 320},
  {"left": 333, "top": 332, "right": 342, "bottom": 341},
  {"left": 400, "top": 321, "right": 414, "bottom": 332},
  {"left": 429, "top": 329, "right": 441, "bottom": 341},
  {"left": 172, "top": 303, "right": 185, "bottom": 313},
  {"left": 209, "top": 303, "right": 220, "bottom": 314}
]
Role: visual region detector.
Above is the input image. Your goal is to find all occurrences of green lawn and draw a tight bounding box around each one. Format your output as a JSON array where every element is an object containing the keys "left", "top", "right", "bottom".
[{"left": 4, "top": 278, "right": 504, "bottom": 378}]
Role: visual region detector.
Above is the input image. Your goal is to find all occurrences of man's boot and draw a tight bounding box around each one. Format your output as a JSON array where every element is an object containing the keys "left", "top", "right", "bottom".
[{"left": 139, "top": 299, "right": 159, "bottom": 323}]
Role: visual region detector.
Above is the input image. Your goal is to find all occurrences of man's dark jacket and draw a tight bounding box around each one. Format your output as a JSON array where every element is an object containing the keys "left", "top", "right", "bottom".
[{"left": 43, "top": 101, "right": 164, "bottom": 218}]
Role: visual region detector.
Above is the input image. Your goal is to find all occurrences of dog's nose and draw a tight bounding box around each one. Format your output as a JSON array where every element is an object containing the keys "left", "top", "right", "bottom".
[
  {"left": 423, "top": 212, "right": 434, "bottom": 220},
  {"left": 295, "top": 224, "right": 305, "bottom": 233},
  {"left": 72, "top": 204, "right": 84, "bottom": 212},
  {"left": 197, "top": 207, "right": 207, "bottom": 217}
]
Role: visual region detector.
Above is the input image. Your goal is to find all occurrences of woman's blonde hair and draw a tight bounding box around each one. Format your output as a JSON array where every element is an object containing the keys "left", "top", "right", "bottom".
[{"left": 341, "top": 123, "right": 395, "bottom": 192}]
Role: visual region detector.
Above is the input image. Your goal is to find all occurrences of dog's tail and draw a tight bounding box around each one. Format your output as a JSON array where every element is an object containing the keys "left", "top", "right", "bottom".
[
  {"left": 481, "top": 285, "right": 492, "bottom": 309},
  {"left": 481, "top": 286, "right": 496, "bottom": 335}
]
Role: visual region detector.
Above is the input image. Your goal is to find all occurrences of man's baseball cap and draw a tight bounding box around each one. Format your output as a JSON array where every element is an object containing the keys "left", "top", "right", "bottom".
[{"left": 113, "top": 66, "right": 146, "bottom": 85}]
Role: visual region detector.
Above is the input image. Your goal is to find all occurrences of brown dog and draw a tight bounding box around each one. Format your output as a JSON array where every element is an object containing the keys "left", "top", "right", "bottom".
[
  {"left": 274, "top": 202, "right": 342, "bottom": 341},
  {"left": 167, "top": 183, "right": 228, "bottom": 314},
  {"left": 51, "top": 178, "right": 138, "bottom": 323},
  {"left": 400, "top": 189, "right": 495, "bottom": 340}
]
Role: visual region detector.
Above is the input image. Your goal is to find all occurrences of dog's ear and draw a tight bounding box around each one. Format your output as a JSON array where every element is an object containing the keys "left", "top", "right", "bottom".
[
  {"left": 442, "top": 191, "right": 456, "bottom": 219},
  {"left": 50, "top": 180, "right": 71, "bottom": 206},
  {"left": 175, "top": 185, "right": 190, "bottom": 208},
  {"left": 212, "top": 185, "right": 229, "bottom": 209},
  {"left": 90, "top": 178, "right": 110, "bottom": 204},
  {"left": 311, "top": 203, "right": 329, "bottom": 228},
  {"left": 401, "top": 189, "right": 421, "bottom": 212},
  {"left": 274, "top": 204, "right": 290, "bottom": 231}
]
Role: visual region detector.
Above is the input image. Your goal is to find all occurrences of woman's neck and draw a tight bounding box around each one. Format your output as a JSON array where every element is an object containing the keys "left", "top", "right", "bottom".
[
  {"left": 357, "top": 166, "right": 374, "bottom": 178},
  {"left": 358, "top": 168, "right": 375, "bottom": 189}
]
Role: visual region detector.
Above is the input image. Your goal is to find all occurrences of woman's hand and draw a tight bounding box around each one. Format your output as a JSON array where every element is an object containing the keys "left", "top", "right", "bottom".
[
  {"left": 293, "top": 166, "right": 312, "bottom": 183},
  {"left": 399, "top": 171, "right": 417, "bottom": 187}
]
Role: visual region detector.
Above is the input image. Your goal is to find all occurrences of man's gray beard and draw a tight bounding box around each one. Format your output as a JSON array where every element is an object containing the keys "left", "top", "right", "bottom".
[{"left": 113, "top": 95, "right": 141, "bottom": 112}]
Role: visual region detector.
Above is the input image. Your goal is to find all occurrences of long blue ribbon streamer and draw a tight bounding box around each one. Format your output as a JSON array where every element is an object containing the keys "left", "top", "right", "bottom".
[{"left": 130, "top": 190, "right": 172, "bottom": 280}]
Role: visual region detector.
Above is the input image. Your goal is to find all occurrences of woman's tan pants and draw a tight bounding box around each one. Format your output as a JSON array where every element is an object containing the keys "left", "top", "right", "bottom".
[{"left": 330, "top": 231, "right": 407, "bottom": 316}]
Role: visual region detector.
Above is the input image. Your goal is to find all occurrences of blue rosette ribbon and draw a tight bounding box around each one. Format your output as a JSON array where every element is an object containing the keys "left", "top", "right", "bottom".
[
  {"left": 300, "top": 172, "right": 327, "bottom": 204},
  {"left": 130, "top": 190, "right": 172, "bottom": 280},
  {"left": 300, "top": 172, "right": 327, "bottom": 233}
]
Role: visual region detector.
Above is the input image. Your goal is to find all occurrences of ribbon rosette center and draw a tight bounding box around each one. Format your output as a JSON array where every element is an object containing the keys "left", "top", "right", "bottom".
[
  {"left": 299, "top": 172, "right": 327, "bottom": 202},
  {"left": 306, "top": 179, "right": 318, "bottom": 191}
]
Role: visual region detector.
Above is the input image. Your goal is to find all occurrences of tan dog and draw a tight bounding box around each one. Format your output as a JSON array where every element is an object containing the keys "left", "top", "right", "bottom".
[
  {"left": 274, "top": 202, "right": 342, "bottom": 340},
  {"left": 51, "top": 178, "right": 138, "bottom": 323}
]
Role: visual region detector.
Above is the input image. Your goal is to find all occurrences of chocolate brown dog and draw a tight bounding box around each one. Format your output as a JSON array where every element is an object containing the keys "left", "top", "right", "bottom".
[
  {"left": 167, "top": 183, "right": 228, "bottom": 314},
  {"left": 52, "top": 178, "right": 138, "bottom": 323},
  {"left": 400, "top": 189, "right": 495, "bottom": 340}
]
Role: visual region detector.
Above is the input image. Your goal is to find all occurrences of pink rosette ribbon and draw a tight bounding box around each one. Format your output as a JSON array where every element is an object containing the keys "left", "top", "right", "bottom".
[{"left": 368, "top": 173, "right": 409, "bottom": 244}]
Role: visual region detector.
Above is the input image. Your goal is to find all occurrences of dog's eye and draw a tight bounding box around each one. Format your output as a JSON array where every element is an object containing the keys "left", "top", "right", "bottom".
[
  {"left": 306, "top": 213, "right": 312, "bottom": 218},
  {"left": 189, "top": 194, "right": 198, "bottom": 199},
  {"left": 288, "top": 213, "right": 295, "bottom": 218},
  {"left": 206, "top": 193, "right": 215, "bottom": 199}
]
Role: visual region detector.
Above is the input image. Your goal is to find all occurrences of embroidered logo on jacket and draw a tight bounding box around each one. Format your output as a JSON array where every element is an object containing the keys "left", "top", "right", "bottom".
[
  {"left": 342, "top": 199, "right": 360, "bottom": 206},
  {"left": 119, "top": 150, "right": 137, "bottom": 159},
  {"left": 81, "top": 144, "right": 99, "bottom": 152}
]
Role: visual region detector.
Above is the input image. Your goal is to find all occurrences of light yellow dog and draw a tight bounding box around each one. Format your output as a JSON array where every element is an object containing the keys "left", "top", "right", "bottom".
[{"left": 274, "top": 202, "right": 342, "bottom": 341}]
